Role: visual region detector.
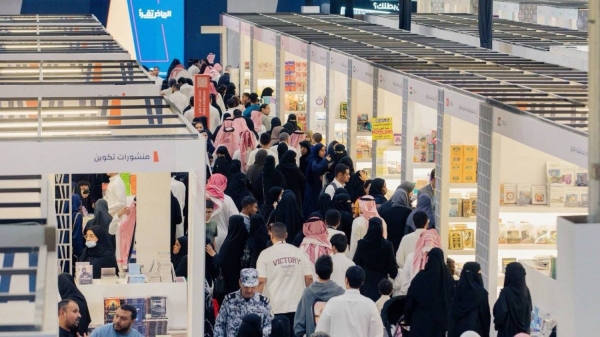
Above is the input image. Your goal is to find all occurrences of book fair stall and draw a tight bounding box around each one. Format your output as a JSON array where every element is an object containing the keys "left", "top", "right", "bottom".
[
  {"left": 307, "top": 43, "right": 328, "bottom": 137},
  {"left": 251, "top": 26, "right": 277, "bottom": 98},
  {"left": 348, "top": 57, "right": 375, "bottom": 174},
  {"left": 326, "top": 49, "right": 350, "bottom": 148},
  {"left": 277, "top": 34, "right": 309, "bottom": 128},
  {"left": 0, "top": 95, "right": 206, "bottom": 336}
]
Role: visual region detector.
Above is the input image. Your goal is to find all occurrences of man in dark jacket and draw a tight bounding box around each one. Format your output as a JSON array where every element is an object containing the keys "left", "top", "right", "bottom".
[{"left": 217, "top": 65, "right": 232, "bottom": 87}]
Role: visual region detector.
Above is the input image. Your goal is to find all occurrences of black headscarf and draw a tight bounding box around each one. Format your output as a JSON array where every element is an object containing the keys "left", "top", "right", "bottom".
[
  {"left": 334, "top": 187, "right": 349, "bottom": 196},
  {"left": 225, "top": 172, "right": 252, "bottom": 211},
  {"left": 261, "top": 87, "right": 274, "bottom": 97},
  {"left": 452, "top": 262, "right": 487, "bottom": 315},
  {"left": 215, "top": 146, "right": 233, "bottom": 163},
  {"left": 268, "top": 117, "right": 282, "bottom": 135},
  {"left": 214, "top": 215, "right": 250, "bottom": 294},
  {"left": 286, "top": 113, "right": 300, "bottom": 131},
  {"left": 172, "top": 236, "right": 189, "bottom": 268},
  {"left": 262, "top": 186, "right": 283, "bottom": 219},
  {"left": 271, "top": 190, "right": 303, "bottom": 243},
  {"left": 199, "top": 129, "right": 215, "bottom": 154},
  {"left": 333, "top": 193, "right": 353, "bottom": 213},
  {"left": 260, "top": 156, "right": 278, "bottom": 195},
  {"left": 271, "top": 316, "right": 291, "bottom": 337},
  {"left": 248, "top": 214, "right": 270, "bottom": 268},
  {"left": 317, "top": 193, "right": 334, "bottom": 219},
  {"left": 299, "top": 140, "right": 312, "bottom": 175},
  {"left": 281, "top": 123, "right": 295, "bottom": 135},
  {"left": 493, "top": 262, "right": 532, "bottom": 336},
  {"left": 58, "top": 273, "right": 91, "bottom": 336},
  {"left": 236, "top": 313, "right": 263, "bottom": 337},
  {"left": 277, "top": 142, "right": 289, "bottom": 161},
  {"left": 405, "top": 247, "right": 455, "bottom": 330},
  {"left": 338, "top": 156, "right": 355, "bottom": 173},
  {"left": 84, "top": 198, "right": 113, "bottom": 234},
  {"left": 369, "top": 178, "right": 387, "bottom": 205},
  {"left": 230, "top": 160, "right": 242, "bottom": 175},
  {"left": 278, "top": 150, "right": 297, "bottom": 168},
  {"left": 362, "top": 217, "right": 385, "bottom": 249},
  {"left": 247, "top": 149, "right": 267, "bottom": 185},
  {"left": 213, "top": 157, "right": 231, "bottom": 178},
  {"left": 79, "top": 225, "right": 118, "bottom": 278}
]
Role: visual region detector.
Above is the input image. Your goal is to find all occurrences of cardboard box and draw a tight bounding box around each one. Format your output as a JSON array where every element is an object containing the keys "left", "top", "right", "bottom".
[
  {"left": 450, "top": 164, "right": 463, "bottom": 183},
  {"left": 450, "top": 145, "right": 464, "bottom": 164},
  {"left": 463, "top": 145, "right": 478, "bottom": 164},
  {"left": 462, "top": 164, "right": 477, "bottom": 184}
]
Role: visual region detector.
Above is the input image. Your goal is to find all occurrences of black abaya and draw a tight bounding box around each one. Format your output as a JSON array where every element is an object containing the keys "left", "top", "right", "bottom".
[
  {"left": 252, "top": 156, "right": 287, "bottom": 207},
  {"left": 213, "top": 215, "right": 249, "bottom": 296},
  {"left": 276, "top": 150, "right": 306, "bottom": 211},
  {"left": 269, "top": 190, "right": 304, "bottom": 243},
  {"left": 449, "top": 262, "right": 491, "bottom": 337},
  {"left": 248, "top": 214, "right": 270, "bottom": 268},
  {"left": 378, "top": 200, "right": 412, "bottom": 253},
  {"left": 58, "top": 273, "right": 91, "bottom": 336},
  {"left": 225, "top": 172, "right": 253, "bottom": 211},
  {"left": 79, "top": 225, "right": 119, "bottom": 279},
  {"left": 493, "top": 262, "right": 532, "bottom": 337},
  {"left": 333, "top": 193, "right": 354, "bottom": 239}
]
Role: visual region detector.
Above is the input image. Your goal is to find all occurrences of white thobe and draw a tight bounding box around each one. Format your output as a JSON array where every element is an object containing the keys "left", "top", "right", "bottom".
[{"left": 315, "top": 289, "right": 384, "bottom": 337}]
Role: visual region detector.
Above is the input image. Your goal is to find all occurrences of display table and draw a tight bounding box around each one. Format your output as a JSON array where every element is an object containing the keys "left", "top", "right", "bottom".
[{"left": 79, "top": 280, "right": 188, "bottom": 329}]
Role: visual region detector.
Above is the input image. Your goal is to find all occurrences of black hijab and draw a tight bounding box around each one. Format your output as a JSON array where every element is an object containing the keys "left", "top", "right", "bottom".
[
  {"left": 225, "top": 172, "right": 252, "bottom": 211},
  {"left": 172, "top": 236, "right": 189, "bottom": 268},
  {"left": 299, "top": 140, "right": 311, "bottom": 174},
  {"left": 278, "top": 150, "right": 297, "bottom": 169},
  {"left": 215, "top": 215, "right": 250, "bottom": 293},
  {"left": 248, "top": 214, "right": 270, "bottom": 267},
  {"left": 281, "top": 123, "right": 295, "bottom": 135},
  {"left": 271, "top": 316, "right": 291, "bottom": 337},
  {"left": 362, "top": 218, "right": 385, "bottom": 248},
  {"left": 247, "top": 149, "right": 268, "bottom": 185},
  {"left": 286, "top": 113, "right": 300, "bottom": 131},
  {"left": 213, "top": 157, "right": 231, "bottom": 178},
  {"left": 58, "top": 273, "right": 91, "bottom": 336},
  {"left": 333, "top": 193, "right": 353, "bottom": 213},
  {"left": 262, "top": 186, "right": 283, "bottom": 219},
  {"left": 84, "top": 199, "right": 113, "bottom": 234},
  {"left": 216, "top": 145, "right": 233, "bottom": 163},
  {"left": 317, "top": 193, "right": 334, "bottom": 219},
  {"left": 236, "top": 313, "right": 263, "bottom": 337},
  {"left": 369, "top": 178, "right": 387, "bottom": 199},
  {"left": 199, "top": 129, "right": 215, "bottom": 154},
  {"left": 230, "top": 160, "right": 242, "bottom": 175},
  {"left": 269, "top": 117, "right": 282, "bottom": 134},
  {"left": 493, "top": 262, "right": 532, "bottom": 336},
  {"left": 259, "top": 155, "right": 278, "bottom": 195},
  {"left": 271, "top": 190, "right": 303, "bottom": 243},
  {"left": 80, "top": 225, "right": 113, "bottom": 259},
  {"left": 406, "top": 247, "right": 455, "bottom": 329},
  {"left": 277, "top": 142, "right": 289, "bottom": 161},
  {"left": 451, "top": 262, "right": 488, "bottom": 318}
]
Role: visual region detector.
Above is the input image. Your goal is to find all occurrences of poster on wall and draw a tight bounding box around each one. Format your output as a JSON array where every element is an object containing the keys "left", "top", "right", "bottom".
[
  {"left": 194, "top": 74, "right": 211, "bottom": 124},
  {"left": 127, "top": 0, "right": 184, "bottom": 71}
]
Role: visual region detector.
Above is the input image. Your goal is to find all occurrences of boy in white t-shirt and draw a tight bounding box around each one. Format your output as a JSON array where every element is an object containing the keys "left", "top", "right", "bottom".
[{"left": 257, "top": 222, "right": 313, "bottom": 337}]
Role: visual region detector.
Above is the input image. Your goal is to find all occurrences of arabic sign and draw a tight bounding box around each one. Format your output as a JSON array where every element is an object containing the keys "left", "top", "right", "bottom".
[
  {"left": 352, "top": 58, "right": 374, "bottom": 84},
  {"left": 330, "top": 51, "right": 349, "bottom": 75},
  {"left": 310, "top": 45, "right": 328, "bottom": 67},
  {"left": 254, "top": 27, "right": 276, "bottom": 46},
  {"left": 372, "top": 117, "right": 394, "bottom": 140},
  {"left": 378, "top": 68, "right": 404, "bottom": 96},
  {"left": 94, "top": 152, "right": 157, "bottom": 163},
  {"left": 408, "top": 78, "right": 439, "bottom": 110},
  {"left": 194, "top": 74, "right": 211, "bottom": 125},
  {"left": 127, "top": 0, "right": 184, "bottom": 70},
  {"left": 444, "top": 90, "right": 480, "bottom": 126}
]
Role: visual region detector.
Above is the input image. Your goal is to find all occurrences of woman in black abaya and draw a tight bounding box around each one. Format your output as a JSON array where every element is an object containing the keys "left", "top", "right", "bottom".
[
  {"left": 493, "top": 262, "right": 532, "bottom": 337},
  {"left": 368, "top": 178, "right": 388, "bottom": 208},
  {"left": 79, "top": 226, "right": 119, "bottom": 279},
  {"left": 247, "top": 214, "right": 270, "bottom": 268},
  {"left": 276, "top": 150, "right": 305, "bottom": 211},
  {"left": 316, "top": 193, "right": 334, "bottom": 220},
  {"left": 449, "top": 262, "right": 491, "bottom": 337},
  {"left": 332, "top": 193, "right": 354, "bottom": 239},
  {"left": 404, "top": 247, "right": 455, "bottom": 337},
  {"left": 261, "top": 186, "right": 283, "bottom": 222},
  {"left": 58, "top": 273, "right": 91, "bottom": 336},
  {"left": 269, "top": 190, "right": 304, "bottom": 244},
  {"left": 225, "top": 164, "right": 253, "bottom": 212},
  {"left": 171, "top": 236, "right": 189, "bottom": 278},
  {"left": 252, "top": 155, "right": 287, "bottom": 207},
  {"left": 378, "top": 183, "right": 414, "bottom": 252}
]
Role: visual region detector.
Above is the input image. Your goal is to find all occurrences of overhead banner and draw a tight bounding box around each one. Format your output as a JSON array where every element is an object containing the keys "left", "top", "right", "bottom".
[
  {"left": 127, "top": 0, "right": 184, "bottom": 70},
  {"left": 194, "top": 74, "right": 211, "bottom": 124}
]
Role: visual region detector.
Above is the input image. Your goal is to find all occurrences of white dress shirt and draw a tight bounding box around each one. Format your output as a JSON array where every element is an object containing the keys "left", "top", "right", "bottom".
[
  {"left": 170, "top": 177, "right": 186, "bottom": 238},
  {"left": 168, "top": 91, "right": 189, "bottom": 113},
  {"left": 315, "top": 288, "right": 384, "bottom": 337},
  {"left": 106, "top": 174, "right": 127, "bottom": 217},
  {"left": 396, "top": 228, "right": 426, "bottom": 268},
  {"left": 188, "top": 65, "right": 200, "bottom": 75},
  {"left": 330, "top": 253, "right": 355, "bottom": 289},
  {"left": 246, "top": 147, "right": 279, "bottom": 167}
]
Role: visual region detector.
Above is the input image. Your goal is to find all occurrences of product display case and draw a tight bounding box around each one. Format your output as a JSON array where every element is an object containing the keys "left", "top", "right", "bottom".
[{"left": 252, "top": 26, "right": 277, "bottom": 97}]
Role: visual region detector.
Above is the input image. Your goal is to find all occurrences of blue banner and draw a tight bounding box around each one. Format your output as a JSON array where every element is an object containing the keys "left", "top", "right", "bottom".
[{"left": 127, "top": 0, "right": 184, "bottom": 71}]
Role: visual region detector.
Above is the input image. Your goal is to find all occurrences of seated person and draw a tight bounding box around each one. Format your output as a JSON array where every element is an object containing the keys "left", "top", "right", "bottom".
[{"left": 79, "top": 226, "right": 118, "bottom": 279}]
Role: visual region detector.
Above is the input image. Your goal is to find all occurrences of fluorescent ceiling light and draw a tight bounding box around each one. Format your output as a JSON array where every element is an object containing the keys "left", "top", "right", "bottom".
[
  {"left": 0, "top": 120, "right": 107, "bottom": 129},
  {"left": 0, "top": 110, "right": 100, "bottom": 116},
  {"left": 0, "top": 130, "right": 111, "bottom": 138},
  {"left": 0, "top": 68, "right": 83, "bottom": 74}
]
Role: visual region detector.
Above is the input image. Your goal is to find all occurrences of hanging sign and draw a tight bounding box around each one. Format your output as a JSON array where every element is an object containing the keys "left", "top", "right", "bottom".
[
  {"left": 444, "top": 90, "right": 480, "bottom": 126},
  {"left": 408, "top": 78, "right": 438, "bottom": 110},
  {"left": 378, "top": 68, "right": 403, "bottom": 96},
  {"left": 194, "top": 74, "right": 211, "bottom": 124},
  {"left": 372, "top": 117, "right": 394, "bottom": 140},
  {"left": 310, "top": 45, "right": 328, "bottom": 67},
  {"left": 352, "top": 58, "right": 374, "bottom": 84},
  {"left": 330, "top": 51, "right": 349, "bottom": 74}
]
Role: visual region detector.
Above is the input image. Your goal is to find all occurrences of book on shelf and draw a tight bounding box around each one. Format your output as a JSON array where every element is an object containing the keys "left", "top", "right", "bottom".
[
  {"left": 449, "top": 198, "right": 462, "bottom": 217},
  {"left": 148, "top": 296, "right": 167, "bottom": 318},
  {"left": 531, "top": 185, "right": 547, "bottom": 205},
  {"left": 450, "top": 145, "right": 463, "bottom": 164},
  {"left": 144, "top": 318, "right": 168, "bottom": 337},
  {"left": 461, "top": 199, "right": 472, "bottom": 218},
  {"left": 104, "top": 298, "right": 122, "bottom": 324},
  {"left": 546, "top": 162, "right": 562, "bottom": 184},
  {"left": 75, "top": 262, "right": 93, "bottom": 285},
  {"left": 563, "top": 187, "right": 580, "bottom": 207},
  {"left": 576, "top": 167, "right": 588, "bottom": 186},
  {"left": 503, "top": 183, "right": 517, "bottom": 204},
  {"left": 517, "top": 184, "right": 532, "bottom": 205},
  {"left": 339, "top": 102, "right": 347, "bottom": 119},
  {"left": 580, "top": 191, "right": 589, "bottom": 207},
  {"left": 356, "top": 114, "right": 370, "bottom": 131},
  {"left": 561, "top": 165, "right": 575, "bottom": 186},
  {"left": 122, "top": 298, "right": 147, "bottom": 335}
]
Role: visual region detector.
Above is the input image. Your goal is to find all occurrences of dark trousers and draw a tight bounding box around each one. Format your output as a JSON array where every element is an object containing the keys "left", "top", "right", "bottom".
[{"left": 274, "top": 312, "right": 295, "bottom": 336}]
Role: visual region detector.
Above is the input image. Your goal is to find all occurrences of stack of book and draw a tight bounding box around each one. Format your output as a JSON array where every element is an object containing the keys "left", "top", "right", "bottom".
[
  {"left": 413, "top": 131, "right": 437, "bottom": 163},
  {"left": 448, "top": 192, "right": 477, "bottom": 218},
  {"left": 498, "top": 220, "right": 557, "bottom": 245}
]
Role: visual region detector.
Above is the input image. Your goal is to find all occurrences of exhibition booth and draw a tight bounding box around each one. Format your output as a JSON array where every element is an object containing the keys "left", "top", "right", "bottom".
[
  {"left": 278, "top": 35, "right": 308, "bottom": 127},
  {"left": 252, "top": 26, "right": 277, "bottom": 98},
  {"left": 307, "top": 43, "right": 328, "bottom": 136},
  {"left": 493, "top": 0, "right": 588, "bottom": 31},
  {"left": 222, "top": 14, "right": 591, "bottom": 332},
  {"left": 0, "top": 95, "right": 206, "bottom": 335}
]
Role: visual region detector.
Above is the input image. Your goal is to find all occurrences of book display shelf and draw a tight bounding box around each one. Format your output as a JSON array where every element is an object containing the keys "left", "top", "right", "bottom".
[
  {"left": 252, "top": 26, "right": 277, "bottom": 98},
  {"left": 277, "top": 35, "right": 309, "bottom": 129},
  {"left": 348, "top": 58, "right": 374, "bottom": 176},
  {"left": 308, "top": 44, "right": 328, "bottom": 139}
]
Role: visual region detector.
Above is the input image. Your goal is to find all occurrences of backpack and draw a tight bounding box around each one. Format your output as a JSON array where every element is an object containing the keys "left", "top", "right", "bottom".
[{"left": 319, "top": 182, "right": 336, "bottom": 196}]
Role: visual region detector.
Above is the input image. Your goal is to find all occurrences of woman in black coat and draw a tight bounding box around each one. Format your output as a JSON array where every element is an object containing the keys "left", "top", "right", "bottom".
[
  {"left": 493, "top": 262, "right": 532, "bottom": 337},
  {"left": 405, "top": 247, "right": 455, "bottom": 337},
  {"left": 247, "top": 214, "right": 270, "bottom": 268},
  {"left": 276, "top": 150, "right": 306, "bottom": 211},
  {"left": 332, "top": 193, "right": 354, "bottom": 239},
  {"left": 252, "top": 155, "right": 287, "bottom": 208},
  {"left": 378, "top": 185, "right": 414, "bottom": 252},
  {"left": 449, "top": 262, "right": 491, "bottom": 337},
  {"left": 352, "top": 218, "right": 398, "bottom": 302},
  {"left": 172, "top": 236, "right": 189, "bottom": 278},
  {"left": 268, "top": 190, "right": 304, "bottom": 244},
  {"left": 369, "top": 178, "right": 388, "bottom": 208},
  {"left": 58, "top": 273, "right": 91, "bottom": 336},
  {"left": 79, "top": 225, "right": 118, "bottom": 279},
  {"left": 205, "top": 215, "right": 249, "bottom": 299}
]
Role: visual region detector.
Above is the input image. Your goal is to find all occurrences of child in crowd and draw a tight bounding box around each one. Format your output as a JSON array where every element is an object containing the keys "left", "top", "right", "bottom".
[{"left": 375, "top": 279, "right": 393, "bottom": 313}]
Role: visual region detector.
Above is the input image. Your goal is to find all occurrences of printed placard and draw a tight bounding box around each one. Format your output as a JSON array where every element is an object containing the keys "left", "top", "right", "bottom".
[
  {"left": 194, "top": 74, "right": 211, "bottom": 124},
  {"left": 330, "top": 51, "right": 349, "bottom": 74},
  {"left": 372, "top": 117, "right": 394, "bottom": 140}
]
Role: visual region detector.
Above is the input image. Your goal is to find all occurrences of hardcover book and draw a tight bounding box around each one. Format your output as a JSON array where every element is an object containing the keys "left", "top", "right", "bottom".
[
  {"left": 546, "top": 162, "right": 562, "bottom": 184},
  {"left": 561, "top": 165, "right": 575, "bottom": 186},
  {"left": 531, "top": 185, "right": 547, "bottom": 205},
  {"left": 549, "top": 185, "right": 565, "bottom": 207},
  {"left": 503, "top": 183, "right": 517, "bottom": 204},
  {"left": 564, "top": 187, "right": 580, "bottom": 207},
  {"left": 517, "top": 184, "right": 532, "bottom": 205},
  {"left": 448, "top": 198, "right": 462, "bottom": 217},
  {"left": 576, "top": 167, "right": 589, "bottom": 186}
]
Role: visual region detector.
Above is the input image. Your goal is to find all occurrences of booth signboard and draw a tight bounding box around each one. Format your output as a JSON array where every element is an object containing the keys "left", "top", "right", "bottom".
[
  {"left": 372, "top": 117, "right": 394, "bottom": 140},
  {"left": 283, "top": 36, "right": 307, "bottom": 59},
  {"left": 194, "top": 74, "right": 211, "bottom": 124},
  {"left": 378, "top": 68, "right": 403, "bottom": 96},
  {"left": 444, "top": 90, "right": 480, "bottom": 126},
  {"left": 492, "top": 106, "right": 588, "bottom": 168},
  {"left": 126, "top": 0, "right": 184, "bottom": 70},
  {"left": 254, "top": 27, "right": 276, "bottom": 45},
  {"left": 223, "top": 15, "right": 240, "bottom": 33},
  {"left": 330, "top": 0, "right": 417, "bottom": 13},
  {"left": 330, "top": 51, "right": 349, "bottom": 74},
  {"left": 310, "top": 45, "right": 328, "bottom": 67},
  {"left": 408, "top": 78, "right": 438, "bottom": 110},
  {"left": 240, "top": 22, "right": 252, "bottom": 36},
  {"left": 352, "top": 58, "right": 374, "bottom": 84}
]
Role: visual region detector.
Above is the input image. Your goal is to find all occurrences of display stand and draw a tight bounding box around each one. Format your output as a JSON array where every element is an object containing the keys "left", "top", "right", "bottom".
[
  {"left": 308, "top": 44, "right": 328, "bottom": 136},
  {"left": 0, "top": 97, "right": 206, "bottom": 336},
  {"left": 374, "top": 68, "right": 403, "bottom": 190},
  {"left": 326, "top": 50, "right": 350, "bottom": 148},
  {"left": 277, "top": 35, "right": 308, "bottom": 128},
  {"left": 252, "top": 27, "right": 277, "bottom": 98}
]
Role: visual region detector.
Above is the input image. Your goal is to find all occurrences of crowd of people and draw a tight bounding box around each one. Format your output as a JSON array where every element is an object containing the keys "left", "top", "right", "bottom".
[{"left": 57, "top": 56, "right": 538, "bottom": 337}]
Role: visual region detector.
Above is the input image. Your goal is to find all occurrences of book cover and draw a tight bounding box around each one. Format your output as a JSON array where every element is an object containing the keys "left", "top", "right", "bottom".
[
  {"left": 498, "top": 221, "right": 507, "bottom": 244},
  {"left": 580, "top": 189, "right": 589, "bottom": 207},
  {"left": 535, "top": 227, "right": 550, "bottom": 244},
  {"left": 462, "top": 229, "right": 475, "bottom": 248},
  {"left": 147, "top": 296, "right": 167, "bottom": 318},
  {"left": 503, "top": 183, "right": 517, "bottom": 204},
  {"left": 450, "top": 145, "right": 464, "bottom": 164},
  {"left": 356, "top": 114, "right": 369, "bottom": 131},
  {"left": 461, "top": 199, "right": 472, "bottom": 218},
  {"left": 519, "top": 222, "right": 535, "bottom": 244},
  {"left": 469, "top": 197, "right": 477, "bottom": 217},
  {"left": 561, "top": 165, "right": 575, "bottom": 186},
  {"left": 517, "top": 184, "right": 532, "bottom": 205},
  {"left": 549, "top": 185, "right": 565, "bottom": 207},
  {"left": 576, "top": 167, "right": 589, "bottom": 186},
  {"left": 564, "top": 187, "right": 580, "bottom": 207},
  {"left": 75, "top": 262, "right": 92, "bottom": 285},
  {"left": 546, "top": 162, "right": 562, "bottom": 184},
  {"left": 506, "top": 222, "right": 522, "bottom": 244},
  {"left": 448, "top": 198, "right": 462, "bottom": 217},
  {"left": 104, "top": 298, "right": 123, "bottom": 324},
  {"left": 339, "top": 103, "right": 347, "bottom": 119},
  {"left": 531, "top": 185, "right": 547, "bottom": 205},
  {"left": 143, "top": 319, "right": 168, "bottom": 337}
]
